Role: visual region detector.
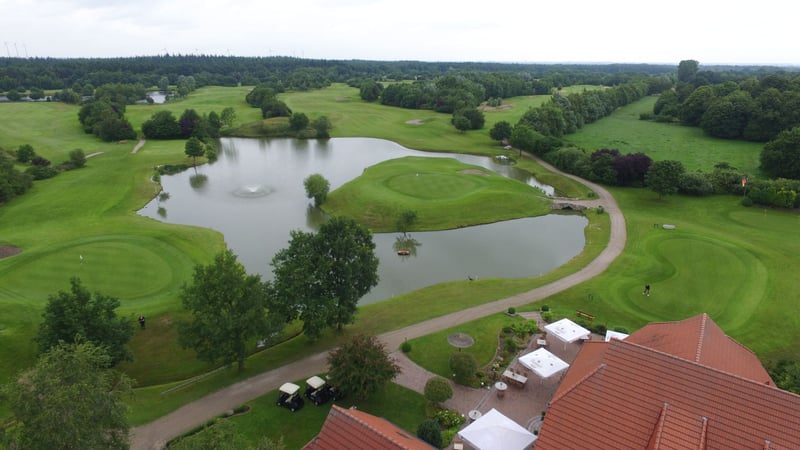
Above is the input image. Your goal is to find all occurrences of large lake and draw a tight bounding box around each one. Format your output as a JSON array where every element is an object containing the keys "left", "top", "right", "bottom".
[{"left": 138, "top": 137, "right": 586, "bottom": 304}]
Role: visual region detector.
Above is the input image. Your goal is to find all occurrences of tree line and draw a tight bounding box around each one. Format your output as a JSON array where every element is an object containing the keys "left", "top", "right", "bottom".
[{"left": 0, "top": 55, "right": 682, "bottom": 92}]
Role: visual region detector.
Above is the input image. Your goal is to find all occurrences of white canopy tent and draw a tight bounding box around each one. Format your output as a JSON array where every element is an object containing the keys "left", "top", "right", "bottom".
[
  {"left": 545, "top": 318, "right": 591, "bottom": 349},
  {"left": 458, "top": 408, "right": 537, "bottom": 450},
  {"left": 605, "top": 330, "right": 629, "bottom": 341},
  {"left": 518, "top": 347, "right": 570, "bottom": 380}
]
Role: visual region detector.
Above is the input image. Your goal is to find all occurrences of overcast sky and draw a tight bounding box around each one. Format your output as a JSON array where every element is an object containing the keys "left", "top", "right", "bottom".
[{"left": 1, "top": 0, "right": 797, "bottom": 65}]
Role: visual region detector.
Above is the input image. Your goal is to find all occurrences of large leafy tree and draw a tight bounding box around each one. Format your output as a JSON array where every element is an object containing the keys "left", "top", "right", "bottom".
[
  {"left": 289, "top": 112, "right": 309, "bottom": 131},
  {"left": 185, "top": 137, "right": 206, "bottom": 167},
  {"left": 646, "top": 160, "right": 685, "bottom": 199},
  {"left": 326, "top": 334, "right": 400, "bottom": 400},
  {"left": 3, "top": 341, "right": 132, "bottom": 450},
  {"left": 489, "top": 120, "right": 512, "bottom": 142},
  {"left": 35, "top": 277, "right": 134, "bottom": 366},
  {"left": 303, "top": 173, "right": 330, "bottom": 207},
  {"left": 270, "top": 216, "right": 379, "bottom": 339},
  {"left": 179, "top": 249, "right": 283, "bottom": 371},
  {"left": 141, "top": 110, "right": 181, "bottom": 139},
  {"left": 761, "top": 127, "right": 800, "bottom": 179}
]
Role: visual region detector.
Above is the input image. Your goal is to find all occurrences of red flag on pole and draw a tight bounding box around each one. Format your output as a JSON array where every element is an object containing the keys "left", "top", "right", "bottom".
[{"left": 742, "top": 177, "right": 747, "bottom": 187}]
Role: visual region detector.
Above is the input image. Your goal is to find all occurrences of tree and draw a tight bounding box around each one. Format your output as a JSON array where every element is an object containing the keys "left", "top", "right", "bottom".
[
  {"left": 452, "top": 115, "right": 471, "bottom": 133},
  {"left": 68, "top": 148, "right": 86, "bottom": 169},
  {"left": 679, "top": 85, "right": 715, "bottom": 126},
  {"left": 261, "top": 98, "right": 292, "bottom": 118},
  {"left": 700, "top": 91, "right": 755, "bottom": 139},
  {"left": 449, "top": 352, "right": 477, "bottom": 385},
  {"left": 677, "top": 59, "right": 699, "bottom": 83},
  {"left": 489, "top": 120, "right": 513, "bottom": 142},
  {"left": 396, "top": 209, "right": 418, "bottom": 236},
  {"left": 424, "top": 376, "right": 453, "bottom": 405},
  {"left": 185, "top": 137, "right": 205, "bottom": 166},
  {"left": 179, "top": 249, "right": 283, "bottom": 371},
  {"left": 646, "top": 160, "right": 685, "bottom": 199},
  {"left": 179, "top": 108, "right": 204, "bottom": 138},
  {"left": 311, "top": 115, "right": 332, "bottom": 139},
  {"left": 326, "top": 334, "right": 400, "bottom": 400},
  {"left": 35, "top": 277, "right": 134, "bottom": 366},
  {"left": 417, "top": 419, "right": 443, "bottom": 449},
  {"left": 0, "top": 151, "right": 33, "bottom": 203},
  {"left": 270, "top": 216, "right": 379, "bottom": 339},
  {"left": 3, "top": 341, "right": 132, "bottom": 450},
  {"left": 16, "top": 144, "right": 35, "bottom": 163},
  {"left": 142, "top": 110, "right": 181, "bottom": 139},
  {"left": 303, "top": 173, "right": 330, "bottom": 207},
  {"left": 767, "top": 359, "right": 800, "bottom": 395},
  {"left": 289, "top": 112, "right": 309, "bottom": 131},
  {"left": 456, "top": 107, "right": 485, "bottom": 130},
  {"left": 359, "top": 80, "right": 384, "bottom": 102},
  {"left": 158, "top": 75, "right": 169, "bottom": 92},
  {"left": 761, "top": 127, "right": 800, "bottom": 179},
  {"left": 220, "top": 107, "right": 236, "bottom": 128}
]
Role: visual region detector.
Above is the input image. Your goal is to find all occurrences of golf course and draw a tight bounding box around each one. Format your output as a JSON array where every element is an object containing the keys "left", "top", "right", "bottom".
[{"left": 1, "top": 82, "right": 799, "bottom": 436}]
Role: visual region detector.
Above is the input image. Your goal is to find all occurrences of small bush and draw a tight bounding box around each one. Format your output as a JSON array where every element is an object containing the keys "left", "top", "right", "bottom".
[
  {"left": 504, "top": 337, "right": 518, "bottom": 353},
  {"left": 433, "top": 408, "right": 466, "bottom": 428},
  {"left": 741, "top": 196, "right": 754, "bottom": 207},
  {"left": 507, "top": 306, "right": 516, "bottom": 315},
  {"left": 450, "top": 352, "right": 478, "bottom": 385},
  {"left": 540, "top": 305, "right": 550, "bottom": 312},
  {"left": 541, "top": 312, "right": 553, "bottom": 323},
  {"left": 596, "top": 205, "right": 605, "bottom": 214},
  {"left": 613, "top": 326, "right": 629, "bottom": 334},
  {"left": 502, "top": 325, "right": 513, "bottom": 334},
  {"left": 417, "top": 419, "right": 442, "bottom": 449},
  {"left": 592, "top": 323, "right": 607, "bottom": 335},
  {"left": 400, "top": 341, "right": 412, "bottom": 353}
]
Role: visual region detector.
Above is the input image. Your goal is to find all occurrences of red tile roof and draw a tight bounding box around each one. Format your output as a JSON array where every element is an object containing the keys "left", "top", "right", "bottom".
[
  {"left": 536, "top": 314, "right": 800, "bottom": 449},
  {"left": 626, "top": 313, "right": 774, "bottom": 386},
  {"left": 303, "top": 405, "right": 435, "bottom": 450}
]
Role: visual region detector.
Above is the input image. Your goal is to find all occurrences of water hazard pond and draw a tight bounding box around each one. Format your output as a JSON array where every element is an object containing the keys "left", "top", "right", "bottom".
[{"left": 138, "top": 138, "right": 586, "bottom": 304}]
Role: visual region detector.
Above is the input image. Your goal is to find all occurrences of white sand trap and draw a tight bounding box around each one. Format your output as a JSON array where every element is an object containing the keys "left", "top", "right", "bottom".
[{"left": 405, "top": 119, "right": 424, "bottom": 125}]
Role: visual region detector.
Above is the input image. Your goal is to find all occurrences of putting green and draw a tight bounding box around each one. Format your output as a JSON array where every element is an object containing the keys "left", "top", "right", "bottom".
[
  {"left": 0, "top": 235, "right": 190, "bottom": 306},
  {"left": 384, "top": 172, "right": 483, "bottom": 199}
]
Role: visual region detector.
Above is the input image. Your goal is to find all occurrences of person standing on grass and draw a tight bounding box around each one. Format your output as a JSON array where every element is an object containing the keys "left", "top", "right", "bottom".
[
  {"left": 643, "top": 284, "right": 650, "bottom": 296},
  {"left": 138, "top": 314, "right": 146, "bottom": 329}
]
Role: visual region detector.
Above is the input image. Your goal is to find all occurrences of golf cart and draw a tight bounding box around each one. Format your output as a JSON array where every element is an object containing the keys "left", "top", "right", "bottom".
[
  {"left": 276, "top": 382, "right": 304, "bottom": 412},
  {"left": 304, "top": 375, "right": 343, "bottom": 406}
]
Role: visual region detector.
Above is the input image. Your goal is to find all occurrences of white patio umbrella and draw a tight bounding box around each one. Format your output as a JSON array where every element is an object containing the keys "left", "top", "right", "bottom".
[
  {"left": 458, "top": 408, "right": 536, "bottom": 450},
  {"left": 544, "top": 317, "right": 590, "bottom": 350}
]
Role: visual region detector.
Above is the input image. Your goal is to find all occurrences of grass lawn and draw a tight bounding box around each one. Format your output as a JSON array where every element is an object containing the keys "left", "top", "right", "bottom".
[
  {"left": 169, "top": 381, "right": 427, "bottom": 449},
  {"left": 324, "top": 156, "right": 552, "bottom": 231},
  {"left": 405, "top": 313, "right": 531, "bottom": 379},
  {"left": 563, "top": 96, "right": 767, "bottom": 176}
]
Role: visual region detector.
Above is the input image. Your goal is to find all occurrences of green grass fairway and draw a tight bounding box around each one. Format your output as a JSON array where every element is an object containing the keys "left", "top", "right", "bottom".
[
  {"left": 522, "top": 190, "right": 800, "bottom": 361},
  {"left": 324, "top": 156, "right": 551, "bottom": 231},
  {"left": 564, "top": 96, "right": 766, "bottom": 176}
]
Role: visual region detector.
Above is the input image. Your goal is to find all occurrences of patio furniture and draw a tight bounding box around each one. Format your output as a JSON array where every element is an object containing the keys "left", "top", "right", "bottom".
[
  {"left": 495, "top": 381, "right": 507, "bottom": 398},
  {"left": 502, "top": 369, "right": 528, "bottom": 387}
]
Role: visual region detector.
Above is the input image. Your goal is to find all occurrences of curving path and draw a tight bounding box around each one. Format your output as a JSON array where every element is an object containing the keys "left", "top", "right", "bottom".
[{"left": 130, "top": 156, "right": 626, "bottom": 450}]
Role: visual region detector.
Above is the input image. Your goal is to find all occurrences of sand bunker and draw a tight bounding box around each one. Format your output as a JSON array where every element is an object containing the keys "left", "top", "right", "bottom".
[{"left": 0, "top": 245, "right": 21, "bottom": 259}]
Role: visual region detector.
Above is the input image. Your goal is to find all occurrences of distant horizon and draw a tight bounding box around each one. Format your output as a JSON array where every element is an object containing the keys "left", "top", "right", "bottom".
[{"left": 1, "top": 54, "right": 798, "bottom": 69}]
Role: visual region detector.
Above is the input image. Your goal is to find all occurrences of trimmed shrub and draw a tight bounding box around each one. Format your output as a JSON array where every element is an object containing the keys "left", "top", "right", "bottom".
[
  {"left": 400, "top": 341, "right": 412, "bottom": 353},
  {"left": 507, "top": 307, "right": 516, "bottom": 315},
  {"left": 417, "top": 419, "right": 442, "bottom": 449},
  {"left": 424, "top": 377, "right": 453, "bottom": 405}
]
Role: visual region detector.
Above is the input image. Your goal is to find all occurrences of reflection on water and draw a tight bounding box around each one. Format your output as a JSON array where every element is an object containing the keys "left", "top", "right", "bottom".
[
  {"left": 139, "top": 137, "right": 582, "bottom": 304},
  {"left": 393, "top": 235, "right": 422, "bottom": 258}
]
